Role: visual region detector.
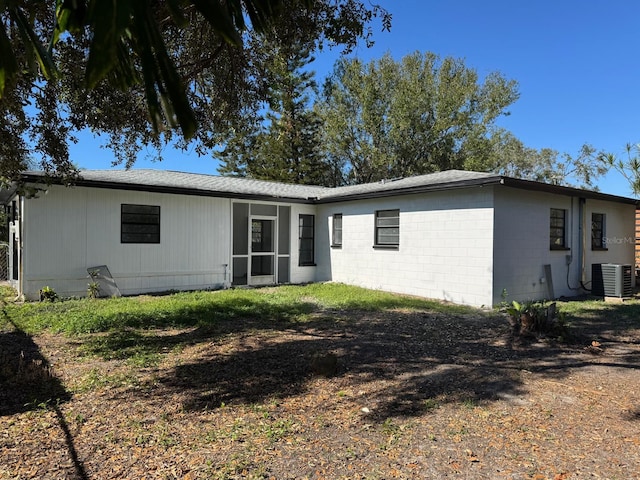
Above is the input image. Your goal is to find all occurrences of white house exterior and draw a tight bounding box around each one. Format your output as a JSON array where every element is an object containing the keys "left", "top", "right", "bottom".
[{"left": 3, "top": 169, "right": 636, "bottom": 306}]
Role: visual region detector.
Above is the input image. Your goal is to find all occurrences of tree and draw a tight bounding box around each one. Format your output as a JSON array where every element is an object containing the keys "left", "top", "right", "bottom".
[
  {"left": 0, "top": 0, "right": 391, "bottom": 181},
  {"left": 465, "top": 129, "right": 608, "bottom": 189},
  {"left": 601, "top": 143, "right": 640, "bottom": 196},
  {"left": 317, "top": 52, "right": 519, "bottom": 184},
  {"left": 217, "top": 37, "right": 326, "bottom": 185}
]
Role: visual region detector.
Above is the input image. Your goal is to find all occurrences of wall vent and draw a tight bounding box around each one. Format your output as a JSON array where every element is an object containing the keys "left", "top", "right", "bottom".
[{"left": 591, "top": 263, "right": 633, "bottom": 298}]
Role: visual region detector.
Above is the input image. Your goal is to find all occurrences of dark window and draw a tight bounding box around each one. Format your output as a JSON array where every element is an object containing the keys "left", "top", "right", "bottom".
[
  {"left": 375, "top": 209, "right": 399, "bottom": 246},
  {"left": 299, "top": 214, "right": 315, "bottom": 266},
  {"left": 592, "top": 213, "right": 606, "bottom": 249},
  {"left": 121, "top": 204, "right": 160, "bottom": 244},
  {"left": 332, "top": 214, "right": 342, "bottom": 246},
  {"left": 550, "top": 208, "right": 566, "bottom": 249}
]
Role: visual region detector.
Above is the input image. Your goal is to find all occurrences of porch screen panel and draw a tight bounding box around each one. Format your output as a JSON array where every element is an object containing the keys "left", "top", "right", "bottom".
[
  {"left": 251, "top": 219, "right": 274, "bottom": 253},
  {"left": 251, "top": 204, "right": 278, "bottom": 216},
  {"left": 233, "top": 257, "right": 248, "bottom": 285},
  {"left": 278, "top": 257, "right": 290, "bottom": 283},
  {"left": 233, "top": 203, "right": 249, "bottom": 255},
  {"left": 251, "top": 255, "right": 274, "bottom": 276},
  {"left": 278, "top": 206, "right": 290, "bottom": 254}
]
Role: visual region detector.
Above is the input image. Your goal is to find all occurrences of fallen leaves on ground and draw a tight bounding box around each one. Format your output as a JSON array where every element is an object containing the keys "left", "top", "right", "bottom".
[{"left": 1, "top": 308, "right": 639, "bottom": 479}]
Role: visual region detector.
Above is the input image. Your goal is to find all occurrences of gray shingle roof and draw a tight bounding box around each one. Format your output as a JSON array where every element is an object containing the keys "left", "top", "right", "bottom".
[
  {"left": 22, "top": 168, "right": 501, "bottom": 202},
  {"left": 320, "top": 170, "right": 501, "bottom": 201},
  {"left": 84, "top": 169, "right": 332, "bottom": 199},
  {"left": 19, "top": 168, "right": 637, "bottom": 205},
  {"left": 24, "top": 169, "right": 330, "bottom": 201}
]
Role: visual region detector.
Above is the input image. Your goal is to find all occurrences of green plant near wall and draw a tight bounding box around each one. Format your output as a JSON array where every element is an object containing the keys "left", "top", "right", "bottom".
[
  {"left": 39, "top": 286, "right": 58, "bottom": 302},
  {"left": 87, "top": 282, "right": 101, "bottom": 299},
  {"left": 87, "top": 270, "right": 101, "bottom": 299},
  {"left": 504, "top": 299, "right": 568, "bottom": 339}
]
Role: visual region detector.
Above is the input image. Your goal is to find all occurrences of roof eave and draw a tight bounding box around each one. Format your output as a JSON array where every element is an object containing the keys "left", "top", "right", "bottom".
[
  {"left": 316, "top": 176, "right": 505, "bottom": 203},
  {"left": 19, "top": 173, "right": 318, "bottom": 204},
  {"left": 501, "top": 177, "right": 639, "bottom": 205}
]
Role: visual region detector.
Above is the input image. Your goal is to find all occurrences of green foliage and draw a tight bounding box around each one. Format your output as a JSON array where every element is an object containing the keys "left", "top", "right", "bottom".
[
  {"left": 0, "top": 285, "right": 17, "bottom": 303},
  {"left": 0, "top": 0, "right": 391, "bottom": 179},
  {"left": 318, "top": 52, "right": 520, "bottom": 184},
  {"left": 217, "top": 38, "right": 327, "bottom": 185},
  {"left": 87, "top": 269, "right": 101, "bottom": 298},
  {"left": 39, "top": 286, "right": 58, "bottom": 302},
  {"left": 87, "top": 282, "right": 100, "bottom": 299},
  {"left": 601, "top": 143, "right": 640, "bottom": 196},
  {"left": 476, "top": 134, "right": 609, "bottom": 189},
  {"left": 504, "top": 299, "right": 569, "bottom": 338}
]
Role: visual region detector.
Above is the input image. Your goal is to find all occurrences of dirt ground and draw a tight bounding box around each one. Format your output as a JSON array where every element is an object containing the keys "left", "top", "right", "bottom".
[{"left": 1, "top": 304, "right": 639, "bottom": 479}]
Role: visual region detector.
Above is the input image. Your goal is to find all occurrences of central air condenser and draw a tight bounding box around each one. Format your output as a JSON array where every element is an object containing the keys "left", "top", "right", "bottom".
[{"left": 591, "top": 263, "right": 633, "bottom": 298}]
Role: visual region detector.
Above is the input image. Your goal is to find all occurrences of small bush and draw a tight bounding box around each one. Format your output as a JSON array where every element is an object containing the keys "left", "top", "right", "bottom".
[
  {"left": 505, "top": 300, "right": 569, "bottom": 339},
  {"left": 39, "top": 286, "right": 58, "bottom": 302}
]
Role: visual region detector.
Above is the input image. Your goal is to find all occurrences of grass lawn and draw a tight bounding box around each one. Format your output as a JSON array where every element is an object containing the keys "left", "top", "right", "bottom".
[{"left": 1, "top": 283, "right": 639, "bottom": 479}]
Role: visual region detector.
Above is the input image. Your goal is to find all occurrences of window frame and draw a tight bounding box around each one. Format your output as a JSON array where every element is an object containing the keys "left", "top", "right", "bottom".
[
  {"left": 591, "top": 212, "right": 607, "bottom": 250},
  {"left": 298, "top": 214, "right": 315, "bottom": 266},
  {"left": 549, "top": 208, "right": 568, "bottom": 250},
  {"left": 121, "top": 204, "right": 161, "bottom": 244},
  {"left": 332, "top": 213, "right": 343, "bottom": 247},
  {"left": 374, "top": 209, "right": 400, "bottom": 248}
]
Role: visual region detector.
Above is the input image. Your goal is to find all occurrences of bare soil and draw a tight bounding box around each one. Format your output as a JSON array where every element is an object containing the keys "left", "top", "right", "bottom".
[{"left": 1, "top": 305, "right": 639, "bottom": 479}]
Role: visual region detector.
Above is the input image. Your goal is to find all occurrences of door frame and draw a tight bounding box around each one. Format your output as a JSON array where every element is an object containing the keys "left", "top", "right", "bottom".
[{"left": 248, "top": 215, "right": 277, "bottom": 286}]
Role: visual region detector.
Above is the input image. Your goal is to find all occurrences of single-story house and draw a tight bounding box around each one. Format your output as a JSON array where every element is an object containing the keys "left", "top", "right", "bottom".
[{"left": 2, "top": 169, "right": 637, "bottom": 307}]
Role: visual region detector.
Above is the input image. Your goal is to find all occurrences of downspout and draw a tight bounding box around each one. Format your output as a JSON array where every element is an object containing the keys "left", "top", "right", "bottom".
[
  {"left": 579, "top": 197, "right": 588, "bottom": 290},
  {"left": 567, "top": 197, "right": 586, "bottom": 291}
]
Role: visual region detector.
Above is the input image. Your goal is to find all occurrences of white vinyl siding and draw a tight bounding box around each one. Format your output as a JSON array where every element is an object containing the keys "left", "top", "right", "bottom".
[{"left": 21, "top": 185, "right": 231, "bottom": 299}]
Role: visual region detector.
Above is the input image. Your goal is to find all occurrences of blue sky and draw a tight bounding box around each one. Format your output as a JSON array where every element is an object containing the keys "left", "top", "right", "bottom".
[{"left": 71, "top": 0, "right": 640, "bottom": 196}]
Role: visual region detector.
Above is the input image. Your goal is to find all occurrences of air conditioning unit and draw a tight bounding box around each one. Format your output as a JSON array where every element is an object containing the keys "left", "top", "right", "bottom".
[{"left": 591, "top": 263, "right": 633, "bottom": 298}]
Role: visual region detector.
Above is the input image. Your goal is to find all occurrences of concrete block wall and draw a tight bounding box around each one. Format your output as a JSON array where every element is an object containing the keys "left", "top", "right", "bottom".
[
  {"left": 583, "top": 198, "right": 636, "bottom": 286},
  {"left": 492, "top": 187, "right": 578, "bottom": 304},
  {"left": 316, "top": 187, "right": 495, "bottom": 307},
  {"left": 492, "top": 187, "right": 636, "bottom": 305}
]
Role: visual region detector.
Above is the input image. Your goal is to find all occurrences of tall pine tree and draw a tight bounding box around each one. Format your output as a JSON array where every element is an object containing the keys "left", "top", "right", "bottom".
[{"left": 217, "top": 37, "right": 327, "bottom": 185}]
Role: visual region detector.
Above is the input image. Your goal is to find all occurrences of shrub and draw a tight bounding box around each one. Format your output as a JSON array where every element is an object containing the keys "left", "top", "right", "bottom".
[{"left": 39, "top": 286, "right": 58, "bottom": 302}]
